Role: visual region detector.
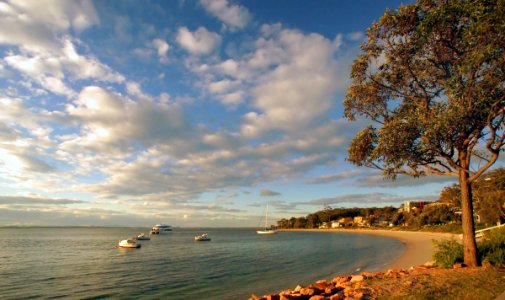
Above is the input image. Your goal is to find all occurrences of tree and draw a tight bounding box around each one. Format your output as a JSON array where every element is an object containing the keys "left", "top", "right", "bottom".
[
  {"left": 306, "top": 213, "right": 321, "bottom": 228},
  {"left": 344, "top": 0, "right": 505, "bottom": 266},
  {"left": 473, "top": 168, "right": 505, "bottom": 224},
  {"left": 439, "top": 184, "right": 461, "bottom": 208}
]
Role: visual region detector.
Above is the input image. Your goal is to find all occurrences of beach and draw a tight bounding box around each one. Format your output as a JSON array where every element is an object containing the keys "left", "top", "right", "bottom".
[{"left": 281, "top": 229, "right": 457, "bottom": 270}]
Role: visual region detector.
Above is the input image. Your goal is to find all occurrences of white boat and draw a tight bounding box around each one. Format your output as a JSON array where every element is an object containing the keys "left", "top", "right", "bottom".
[
  {"left": 150, "top": 224, "right": 172, "bottom": 234},
  {"left": 136, "top": 233, "right": 151, "bottom": 240},
  {"left": 194, "top": 233, "right": 211, "bottom": 241},
  {"left": 118, "top": 239, "right": 141, "bottom": 248},
  {"left": 256, "top": 203, "right": 277, "bottom": 235}
]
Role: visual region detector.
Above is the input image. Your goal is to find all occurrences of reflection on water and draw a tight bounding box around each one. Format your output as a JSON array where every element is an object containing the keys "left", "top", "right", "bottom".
[{"left": 0, "top": 228, "right": 404, "bottom": 299}]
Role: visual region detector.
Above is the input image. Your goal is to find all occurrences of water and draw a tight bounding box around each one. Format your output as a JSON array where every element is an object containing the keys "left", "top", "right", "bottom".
[{"left": 0, "top": 227, "right": 404, "bottom": 299}]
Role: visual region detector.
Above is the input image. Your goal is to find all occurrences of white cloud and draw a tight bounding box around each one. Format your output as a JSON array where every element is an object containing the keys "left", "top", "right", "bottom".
[
  {"left": 241, "top": 29, "right": 344, "bottom": 137},
  {"left": 4, "top": 38, "right": 124, "bottom": 95},
  {"left": 63, "top": 86, "right": 187, "bottom": 154},
  {"left": 200, "top": 0, "right": 251, "bottom": 30},
  {"left": 176, "top": 26, "right": 222, "bottom": 55},
  {"left": 152, "top": 38, "right": 170, "bottom": 63},
  {"left": 347, "top": 31, "right": 364, "bottom": 41},
  {"left": 0, "top": 0, "right": 98, "bottom": 52}
]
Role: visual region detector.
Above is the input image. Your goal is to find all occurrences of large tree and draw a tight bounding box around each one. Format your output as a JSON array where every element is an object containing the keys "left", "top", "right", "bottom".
[{"left": 344, "top": 0, "right": 504, "bottom": 266}]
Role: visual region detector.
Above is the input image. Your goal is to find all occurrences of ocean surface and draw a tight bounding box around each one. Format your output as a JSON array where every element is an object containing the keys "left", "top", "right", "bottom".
[{"left": 0, "top": 227, "right": 404, "bottom": 299}]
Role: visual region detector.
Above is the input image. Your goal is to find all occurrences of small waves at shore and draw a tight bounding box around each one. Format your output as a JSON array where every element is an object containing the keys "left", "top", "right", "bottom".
[{"left": 0, "top": 228, "right": 404, "bottom": 299}]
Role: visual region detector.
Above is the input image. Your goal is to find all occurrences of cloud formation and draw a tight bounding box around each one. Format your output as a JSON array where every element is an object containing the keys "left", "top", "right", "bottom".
[
  {"left": 152, "top": 38, "right": 170, "bottom": 63},
  {"left": 176, "top": 27, "right": 222, "bottom": 55},
  {"left": 260, "top": 189, "right": 281, "bottom": 196},
  {"left": 0, "top": 0, "right": 98, "bottom": 52},
  {"left": 200, "top": 0, "right": 251, "bottom": 30}
]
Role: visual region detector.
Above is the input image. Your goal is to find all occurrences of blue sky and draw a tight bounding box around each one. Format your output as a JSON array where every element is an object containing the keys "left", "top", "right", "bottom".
[{"left": 0, "top": 0, "right": 466, "bottom": 227}]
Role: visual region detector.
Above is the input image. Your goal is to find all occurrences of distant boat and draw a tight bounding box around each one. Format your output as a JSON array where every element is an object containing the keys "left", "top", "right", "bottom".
[
  {"left": 256, "top": 203, "right": 277, "bottom": 235},
  {"left": 194, "top": 233, "right": 211, "bottom": 241},
  {"left": 118, "top": 239, "right": 141, "bottom": 248},
  {"left": 150, "top": 224, "right": 172, "bottom": 234},
  {"left": 136, "top": 233, "right": 150, "bottom": 240}
]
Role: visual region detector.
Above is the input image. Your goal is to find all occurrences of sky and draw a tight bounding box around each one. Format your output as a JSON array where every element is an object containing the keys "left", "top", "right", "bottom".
[{"left": 0, "top": 0, "right": 473, "bottom": 227}]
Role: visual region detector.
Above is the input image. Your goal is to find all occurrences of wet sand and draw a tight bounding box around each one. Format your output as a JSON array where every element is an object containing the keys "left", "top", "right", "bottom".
[{"left": 281, "top": 229, "right": 457, "bottom": 269}]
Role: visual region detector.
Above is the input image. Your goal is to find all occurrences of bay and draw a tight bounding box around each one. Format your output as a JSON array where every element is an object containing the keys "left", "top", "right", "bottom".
[{"left": 0, "top": 227, "right": 404, "bottom": 299}]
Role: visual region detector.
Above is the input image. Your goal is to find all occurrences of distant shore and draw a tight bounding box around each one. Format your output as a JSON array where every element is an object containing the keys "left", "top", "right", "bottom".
[{"left": 280, "top": 228, "right": 457, "bottom": 269}]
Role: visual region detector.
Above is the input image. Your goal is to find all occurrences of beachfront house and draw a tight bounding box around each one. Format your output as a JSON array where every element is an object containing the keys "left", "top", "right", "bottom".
[
  {"left": 319, "top": 222, "right": 329, "bottom": 229},
  {"left": 403, "top": 201, "right": 431, "bottom": 213},
  {"left": 336, "top": 217, "right": 353, "bottom": 227},
  {"left": 353, "top": 216, "right": 369, "bottom": 227}
]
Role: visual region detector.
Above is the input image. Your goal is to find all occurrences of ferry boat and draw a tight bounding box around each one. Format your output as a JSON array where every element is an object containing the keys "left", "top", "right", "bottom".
[{"left": 150, "top": 224, "right": 172, "bottom": 234}]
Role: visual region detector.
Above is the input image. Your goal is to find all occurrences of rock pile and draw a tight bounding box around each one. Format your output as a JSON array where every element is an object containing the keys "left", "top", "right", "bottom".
[{"left": 249, "top": 262, "right": 439, "bottom": 300}]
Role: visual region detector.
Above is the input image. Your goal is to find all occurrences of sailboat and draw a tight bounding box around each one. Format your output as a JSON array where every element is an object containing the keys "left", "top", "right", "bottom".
[{"left": 256, "top": 203, "right": 277, "bottom": 234}]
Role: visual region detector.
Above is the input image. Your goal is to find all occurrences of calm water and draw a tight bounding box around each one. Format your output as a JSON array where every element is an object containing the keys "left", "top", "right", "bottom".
[{"left": 0, "top": 228, "right": 404, "bottom": 299}]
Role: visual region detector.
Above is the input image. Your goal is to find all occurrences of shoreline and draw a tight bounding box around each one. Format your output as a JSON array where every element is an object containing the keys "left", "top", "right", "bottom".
[{"left": 280, "top": 228, "right": 457, "bottom": 270}]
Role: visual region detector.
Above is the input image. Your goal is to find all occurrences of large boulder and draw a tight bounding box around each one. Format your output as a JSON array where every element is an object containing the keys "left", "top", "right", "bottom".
[
  {"left": 300, "top": 288, "right": 316, "bottom": 297},
  {"left": 332, "top": 275, "right": 351, "bottom": 285}
]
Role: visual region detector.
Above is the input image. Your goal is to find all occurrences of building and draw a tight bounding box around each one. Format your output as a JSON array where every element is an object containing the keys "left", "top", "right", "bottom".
[
  {"left": 353, "top": 216, "right": 368, "bottom": 227},
  {"left": 403, "top": 201, "right": 431, "bottom": 213}
]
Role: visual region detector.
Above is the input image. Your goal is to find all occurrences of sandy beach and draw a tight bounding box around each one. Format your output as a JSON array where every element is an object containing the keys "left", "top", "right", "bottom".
[{"left": 281, "top": 229, "right": 457, "bottom": 270}]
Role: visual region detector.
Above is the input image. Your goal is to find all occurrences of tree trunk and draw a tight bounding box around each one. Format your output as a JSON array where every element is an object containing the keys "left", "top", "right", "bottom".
[{"left": 459, "top": 166, "right": 479, "bottom": 267}]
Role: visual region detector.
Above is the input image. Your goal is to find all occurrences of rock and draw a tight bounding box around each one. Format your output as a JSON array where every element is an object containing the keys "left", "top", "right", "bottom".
[
  {"left": 404, "top": 280, "right": 414, "bottom": 287},
  {"left": 329, "top": 293, "right": 343, "bottom": 300},
  {"left": 385, "top": 269, "right": 400, "bottom": 278},
  {"left": 482, "top": 260, "right": 493, "bottom": 268},
  {"left": 343, "top": 286, "right": 354, "bottom": 297},
  {"left": 300, "top": 288, "right": 316, "bottom": 297},
  {"left": 266, "top": 295, "right": 280, "bottom": 300},
  {"left": 332, "top": 275, "right": 352, "bottom": 285},
  {"left": 309, "top": 296, "right": 325, "bottom": 300},
  {"left": 294, "top": 285, "right": 303, "bottom": 292},
  {"left": 360, "top": 271, "right": 375, "bottom": 279},
  {"left": 423, "top": 261, "right": 437, "bottom": 268},
  {"left": 313, "top": 280, "right": 330, "bottom": 290},
  {"left": 453, "top": 263, "right": 466, "bottom": 269},
  {"left": 350, "top": 275, "right": 364, "bottom": 282},
  {"left": 325, "top": 286, "right": 337, "bottom": 295}
]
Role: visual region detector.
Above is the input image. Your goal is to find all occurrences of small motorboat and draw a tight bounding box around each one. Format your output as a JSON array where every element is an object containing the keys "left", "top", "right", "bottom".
[
  {"left": 194, "top": 233, "right": 211, "bottom": 241},
  {"left": 136, "top": 233, "right": 151, "bottom": 240},
  {"left": 118, "top": 239, "right": 141, "bottom": 248}
]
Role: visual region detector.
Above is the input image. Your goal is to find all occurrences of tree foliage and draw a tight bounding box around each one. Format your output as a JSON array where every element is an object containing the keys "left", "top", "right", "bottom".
[
  {"left": 344, "top": 0, "right": 505, "bottom": 266},
  {"left": 345, "top": 0, "right": 504, "bottom": 178}
]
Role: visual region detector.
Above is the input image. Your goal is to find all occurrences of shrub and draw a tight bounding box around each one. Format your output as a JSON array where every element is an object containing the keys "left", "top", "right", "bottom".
[
  {"left": 478, "top": 226, "right": 505, "bottom": 267},
  {"left": 432, "top": 239, "right": 464, "bottom": 268}
]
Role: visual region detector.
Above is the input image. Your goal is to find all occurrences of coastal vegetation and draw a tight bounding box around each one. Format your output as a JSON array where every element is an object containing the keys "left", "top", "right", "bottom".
[
  {"left": 431, "top": 225, "right": 505, "bottom": 268},
  {"left": 343, "top": 0, "right": 505, "bottom": 267},
  {"left": 276, "top": 168, "right": 504, "bottom": 233}
]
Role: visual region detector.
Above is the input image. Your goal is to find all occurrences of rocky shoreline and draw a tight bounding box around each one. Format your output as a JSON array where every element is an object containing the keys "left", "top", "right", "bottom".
[{"left": 249, "top": 261, "right": 466, "bottom": 300}]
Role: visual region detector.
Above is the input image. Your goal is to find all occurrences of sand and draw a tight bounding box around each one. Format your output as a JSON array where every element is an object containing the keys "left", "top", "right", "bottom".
[{"left": 281, "top": 229, "right": 457, "bottom": 270}]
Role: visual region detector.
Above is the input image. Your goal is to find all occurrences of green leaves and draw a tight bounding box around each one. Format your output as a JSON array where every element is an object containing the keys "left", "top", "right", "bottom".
[{"left": 343, "top": 0, "right": 505, "bottom": 178}]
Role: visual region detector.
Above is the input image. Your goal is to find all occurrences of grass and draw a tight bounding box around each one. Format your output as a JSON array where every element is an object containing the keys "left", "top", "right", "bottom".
[{"left": 367, "top": 267, "right": 505, "bottom": 300}]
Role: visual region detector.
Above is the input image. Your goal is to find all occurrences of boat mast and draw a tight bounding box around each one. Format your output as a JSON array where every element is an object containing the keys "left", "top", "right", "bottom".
[{"left": 265, "top": 202, "right": 268, "bottom": 229}]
